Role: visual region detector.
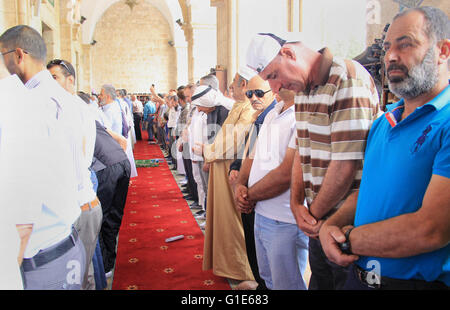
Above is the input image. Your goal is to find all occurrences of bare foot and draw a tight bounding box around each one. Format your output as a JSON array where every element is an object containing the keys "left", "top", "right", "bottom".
[{"left": 234, "top": 280, "right": 258, "bottom": 290}]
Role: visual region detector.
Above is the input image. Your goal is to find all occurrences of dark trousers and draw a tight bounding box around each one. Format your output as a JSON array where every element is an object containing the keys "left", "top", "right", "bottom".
[
  {"left": 147, "top": 118, "right": 154, "bottom": 141},
  {"left": 308, "top": 237, "right": 349, "bottom": 290},
  {"left": 182, "top": 154, "right": 198, "bottom": 202},
  {"left": 344, "top": 264, "right": 449, "bottom": 290},
  {"left": 133, "top": 113, "right": 142, "bottom": 140},
  {"left": 242, "top": 211, "right": 267, "bottom": 290},
  {"left": 96, "top": 159, "right": 131, "bottom": 272}
]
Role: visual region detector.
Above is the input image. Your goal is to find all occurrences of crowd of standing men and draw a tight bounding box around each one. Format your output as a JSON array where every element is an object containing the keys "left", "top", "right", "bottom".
[{"left": 0, "top": 6, "right": 448, "bottom": 290}]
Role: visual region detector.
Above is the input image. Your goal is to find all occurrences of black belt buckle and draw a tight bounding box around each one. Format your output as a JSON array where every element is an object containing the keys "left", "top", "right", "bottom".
[{"left": 356, "top": 266, "right": 382, "bottom": 289}]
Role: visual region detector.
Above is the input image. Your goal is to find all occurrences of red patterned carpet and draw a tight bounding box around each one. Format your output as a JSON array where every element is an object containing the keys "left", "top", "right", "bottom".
[{"left": 112, "top": 132, "right": 231, "bottom": 290}]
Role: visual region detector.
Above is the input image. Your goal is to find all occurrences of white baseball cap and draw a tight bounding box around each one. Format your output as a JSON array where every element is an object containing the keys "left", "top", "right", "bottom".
[
  {"left": 238, "top": 65, "right": 257, "bottom": 81},
  {"left": 245, "top": 32, "right": 303, "bottom": 74}
]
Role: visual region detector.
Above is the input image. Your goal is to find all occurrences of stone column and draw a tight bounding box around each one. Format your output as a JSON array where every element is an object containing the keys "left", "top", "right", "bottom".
[
  {"left": 59, "top": 0, "right": 74, "bottom": 62},
  {"left": 211, "top": 0, "right": 236, "bottom": 88},
  {"left": 81, "top": 43, "right": 93, "bottom": 93}
]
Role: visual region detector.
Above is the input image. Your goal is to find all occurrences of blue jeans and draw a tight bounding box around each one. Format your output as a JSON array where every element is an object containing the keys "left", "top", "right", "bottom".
[{"left": 254, "top": 213, "right": 309, "bottom": 290}]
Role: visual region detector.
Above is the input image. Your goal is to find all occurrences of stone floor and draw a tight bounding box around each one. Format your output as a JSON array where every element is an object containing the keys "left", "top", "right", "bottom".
[{"left": 106, "top": 147, "right": 311, "bottom": 290}]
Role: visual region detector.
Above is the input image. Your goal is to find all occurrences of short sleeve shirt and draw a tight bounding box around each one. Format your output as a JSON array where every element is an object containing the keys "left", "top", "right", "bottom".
[
  {"left": 295, "top": 50, "right": 381, "bottom": 210},
  {"left": 355, "top": 85, "right": 450, "bottom": 285}
]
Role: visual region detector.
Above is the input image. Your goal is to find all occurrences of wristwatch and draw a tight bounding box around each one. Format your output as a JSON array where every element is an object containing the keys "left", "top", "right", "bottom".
[{"left": 339, "top": 227, "right": 354, "bottom": 255}]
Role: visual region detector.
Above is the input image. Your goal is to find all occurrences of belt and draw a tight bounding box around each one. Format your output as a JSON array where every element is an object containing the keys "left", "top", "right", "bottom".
[
  {"left": 22, "top": 228, "right": 78, "bottom": 272},
  {"left": 80, "top": 197, "right": 100, "bottom": 212},
  {"left": 355, "top": 265, "right": 448, "bottom": 290}
]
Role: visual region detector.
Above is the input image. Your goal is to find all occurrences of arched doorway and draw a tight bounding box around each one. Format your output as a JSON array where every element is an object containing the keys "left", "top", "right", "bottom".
[{"left": 91, "top": 1, "right": 177, "bottom": 93}]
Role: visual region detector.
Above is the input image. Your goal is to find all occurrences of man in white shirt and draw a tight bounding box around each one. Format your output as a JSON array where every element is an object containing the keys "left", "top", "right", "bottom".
[
  {"left": 234, "top": 89, "right": 309, "bottom": 289},
  {"left": 131, "top": 95, "right": 143, "bottom": 141},
  {"left": 188, "top": 107, "right": 208, "bottom": 219},
  {"left": 47, "top": 59, "right": 103, "bottom": 290},
  {"left": 0, "top": 25, "right": 87, "bottom": 289},
  {"left": 99, "top": 85, "right": 124, "bottom": 137}
]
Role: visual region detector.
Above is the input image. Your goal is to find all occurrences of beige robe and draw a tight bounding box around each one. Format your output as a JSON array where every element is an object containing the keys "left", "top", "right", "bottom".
[{"left": 202, "top": 99, "right": 256, "bottom": 280}]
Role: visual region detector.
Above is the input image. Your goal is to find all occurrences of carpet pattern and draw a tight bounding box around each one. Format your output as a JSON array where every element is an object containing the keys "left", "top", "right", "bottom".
[{"left": 112, "top": 135, "right": 231, "bottom": 290}]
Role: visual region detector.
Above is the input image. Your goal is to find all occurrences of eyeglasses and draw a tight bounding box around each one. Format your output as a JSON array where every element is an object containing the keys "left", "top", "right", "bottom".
[
  {"left": 1, "top": 49, "right": 28, "bottom": 56},
  {"left": 245, "top": 89, "right": 271, "bottom": 99},
  {"left": 1, "top": 49, "right": 15, "bottom": 56}
]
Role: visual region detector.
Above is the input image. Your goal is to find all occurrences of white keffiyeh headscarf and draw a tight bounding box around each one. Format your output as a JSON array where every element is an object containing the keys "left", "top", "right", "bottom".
[{"left": 192, "top": 85, "right": 234, "bottom": 110}]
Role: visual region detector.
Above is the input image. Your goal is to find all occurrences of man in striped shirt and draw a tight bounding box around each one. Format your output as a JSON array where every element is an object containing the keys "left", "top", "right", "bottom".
[{"left": 246, "top": 32, "right": 381, "bottom": 289}]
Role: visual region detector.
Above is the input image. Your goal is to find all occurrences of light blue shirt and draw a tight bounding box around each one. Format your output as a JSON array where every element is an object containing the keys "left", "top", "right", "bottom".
[
  {"left": 102, "top": 100, "right": 123, "bottom": 136},
  {"left": 355, "top": 85, "right": 450, "bottom": 285}
]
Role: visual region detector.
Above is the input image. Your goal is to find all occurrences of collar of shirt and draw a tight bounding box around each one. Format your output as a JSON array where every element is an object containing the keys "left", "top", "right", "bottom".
[
  {"left": 427, "top": 84, "right": 450, "bottom": 111},
  {"left": 312, "top": 47, "right": 333, "bottom": 89},
  {"left": 388, "top": 85, "right": 450, "bottom": 115},
  {"left": 255, "top": 99, "right": 278, "bottom": 126},
  {"left": 24, "top": 69, "right": 51, "bottom": 89}
]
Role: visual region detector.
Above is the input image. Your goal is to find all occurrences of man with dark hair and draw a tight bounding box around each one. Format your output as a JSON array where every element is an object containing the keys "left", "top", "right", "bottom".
[
  {"left": 47, "top": 59, "right": 76, "bottom": 94},
  {"left": 0, "top": 25, "right": 89, "bottom": 290},
  {"left": 319, "top": 6, "right": 450, "bottom": 290},
  {"left": 47, "top": 58, "right": 102, "bottom": 290}
]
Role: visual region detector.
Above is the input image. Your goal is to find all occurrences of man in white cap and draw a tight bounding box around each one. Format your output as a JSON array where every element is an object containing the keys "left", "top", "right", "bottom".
[
  {"left": 246, "top": 32, "right": 381, "bottom": 289},
  {"left": 192, "top": 73, "right": 257, "bottom": 288}
]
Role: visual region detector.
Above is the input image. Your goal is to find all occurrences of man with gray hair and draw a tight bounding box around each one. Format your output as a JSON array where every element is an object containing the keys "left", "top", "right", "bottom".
[
  {"left": 320, "top": 6, "right": 450, "bottom": 290},
  {"left": 200, "top": 74, "right": 219, "bottom": 91},
  {"left": 99, "top": 84, "right": 123, "bottom": 136}
]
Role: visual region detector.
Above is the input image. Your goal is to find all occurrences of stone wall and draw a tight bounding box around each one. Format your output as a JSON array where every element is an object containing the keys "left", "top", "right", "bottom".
[
  {"left": 91, "top": 1, "right": 177, "bottom": 94},
  {"left": 366, "top": 0, "right": 449, "bottom": 46}
]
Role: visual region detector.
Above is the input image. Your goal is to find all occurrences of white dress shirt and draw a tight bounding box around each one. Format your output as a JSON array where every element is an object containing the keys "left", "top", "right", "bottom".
[
  {"left": 0, "top": 74, "right": 81, "bottom": 259},
  {"left": 132, "top": 99, "right": 143, "bottom": 114},
  {"left": 25, "top": 70, "right": 96, "bottom": 208}
]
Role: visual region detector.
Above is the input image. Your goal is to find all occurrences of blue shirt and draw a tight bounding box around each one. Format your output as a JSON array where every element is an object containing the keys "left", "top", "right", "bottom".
[
  {"left": 143, "top": 101, "right": 156, "bottom": 121},
  {"left": 355, "top": 85, "right": 450, "bottom": 285}
]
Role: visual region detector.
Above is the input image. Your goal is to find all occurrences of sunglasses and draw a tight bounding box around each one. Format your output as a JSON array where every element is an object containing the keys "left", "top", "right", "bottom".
[
  {"left": 47, "top": 59, "right": 73, "bottom": 76},
  {"left": 245, "top": 89, "right": 271, "bottom": 99}
]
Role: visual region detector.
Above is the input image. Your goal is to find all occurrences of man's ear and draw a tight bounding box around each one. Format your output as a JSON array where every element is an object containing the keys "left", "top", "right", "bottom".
[
  {"left": 437, "top": 39, "right": 450, "bottom": 65},
  {"left": 15, "top": 48, "right": 27, "bottom": 64},
  {"left": 68, "top": 75, "right": 76, "bottom": 86},
  {"left": 279, "top": 46, "right": 296, "bottom": 61},
  {"left": 240, "top": 79, "right": 247, "bottom": 89}
]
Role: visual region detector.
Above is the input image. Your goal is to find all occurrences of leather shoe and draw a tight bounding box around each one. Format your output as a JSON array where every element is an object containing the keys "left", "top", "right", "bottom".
[{"left": 189, "top": 202, "right": 201, "bottom": 209}]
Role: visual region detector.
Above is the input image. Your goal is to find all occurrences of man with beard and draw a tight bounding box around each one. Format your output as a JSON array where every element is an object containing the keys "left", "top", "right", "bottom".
[{"left": 319, "top": 6, "right": 450, "bottom": 290}]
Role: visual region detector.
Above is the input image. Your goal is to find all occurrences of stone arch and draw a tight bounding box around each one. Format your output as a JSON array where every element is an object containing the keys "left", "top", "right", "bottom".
[
  {"left": 90, "top": 1, "right": 178, "bottom": 93},
  {"left": 81, "top": 0, "right": 188, "bottom": 90}
]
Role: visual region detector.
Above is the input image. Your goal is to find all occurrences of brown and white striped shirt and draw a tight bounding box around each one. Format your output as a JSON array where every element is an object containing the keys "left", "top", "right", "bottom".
[{"left": 295, "top": 48, "right": 381, "bottom": 210}]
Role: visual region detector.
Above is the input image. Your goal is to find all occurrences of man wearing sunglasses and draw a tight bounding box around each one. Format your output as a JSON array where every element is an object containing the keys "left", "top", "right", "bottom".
[{"left": 246, "top": 32, "right": 381, "bottom": 289}]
